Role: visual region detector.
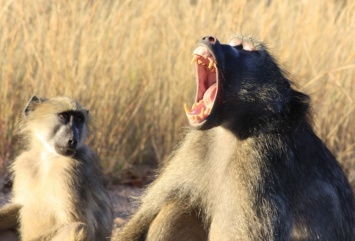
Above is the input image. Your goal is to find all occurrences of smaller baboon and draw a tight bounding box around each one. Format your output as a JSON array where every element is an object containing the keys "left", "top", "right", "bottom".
[
  {"left": 0, "top": 96, "right": 113, "bottom": 241},
  {"left": 113, "top": 36, "right": 355, "bottom": 241}
]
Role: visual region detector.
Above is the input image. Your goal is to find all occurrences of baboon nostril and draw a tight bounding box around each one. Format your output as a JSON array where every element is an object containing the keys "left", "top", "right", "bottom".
[
  {"left": 202, "top": 36, "right": 216, "bottom": 43},
  {"left": 68, "top": 140, "right": 77, "bottom": 148}
]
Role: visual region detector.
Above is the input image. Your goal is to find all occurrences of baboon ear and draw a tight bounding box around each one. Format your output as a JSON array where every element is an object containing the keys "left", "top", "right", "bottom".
[{"left": 23, "top": 95, "right": 47, "bottom": 116}]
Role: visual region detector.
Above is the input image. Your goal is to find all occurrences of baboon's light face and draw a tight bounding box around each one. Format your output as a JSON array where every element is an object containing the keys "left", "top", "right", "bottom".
[
  {"left": 23, "top": 96, "right": 89, "bottom": 157},
  {"left": 31, "top": 110, "right": 88, "bottom": 157}
]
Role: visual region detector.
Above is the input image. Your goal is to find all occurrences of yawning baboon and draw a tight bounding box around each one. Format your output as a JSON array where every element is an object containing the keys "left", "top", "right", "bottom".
[{"left": 113, "top": 35, "right": 355, "bottom": 241}]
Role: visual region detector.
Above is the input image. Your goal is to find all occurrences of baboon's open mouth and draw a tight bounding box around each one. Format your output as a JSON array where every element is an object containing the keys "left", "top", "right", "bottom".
[{"left": 185, "top": 45, "right": 218, "bottom": 126}]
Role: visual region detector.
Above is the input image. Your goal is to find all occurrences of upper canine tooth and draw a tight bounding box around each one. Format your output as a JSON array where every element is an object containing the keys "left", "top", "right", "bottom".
[
  {"left": 208, "top": 57, "right": 214, "bottom": 69},
  {"left": 211, "top": 63, "right": 217, "bottom": 72},
  {"left": 191, "top": 55, "right": 198, "bottom": 64}
]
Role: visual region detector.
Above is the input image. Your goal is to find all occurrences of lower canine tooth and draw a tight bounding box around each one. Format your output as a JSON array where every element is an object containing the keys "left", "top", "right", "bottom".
[
  {"left": 200, "top": 108, "right": 205, "bottom": 118},
  {"left": 184, "top": 103, "right": 191, "bottom": 113}
]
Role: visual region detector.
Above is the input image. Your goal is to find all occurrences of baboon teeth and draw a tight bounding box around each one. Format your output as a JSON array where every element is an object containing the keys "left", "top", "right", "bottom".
[
  {"left": 200, "top": 107, "right": 205, "bottom": 119},
  {"left": 188, "top": 46, "right": 217, "bottom": 125},
  {"left": 184, "top": 101, "right": 212, "bottom": 124},
  {"left": 208, "top": 57, "right": 214, "bottom": 69},
  {"left": 191, "top": 54, "right": 216, "bottom": 72},
  {"left": 191, "top": 55, "right": 198, "bottom": 64},
  {"left": 184, "top": 103, "right": 191, "bottom": 113}
]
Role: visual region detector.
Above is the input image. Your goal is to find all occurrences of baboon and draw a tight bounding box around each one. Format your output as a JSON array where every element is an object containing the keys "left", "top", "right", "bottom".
[
  {"left": 0, "top": 96, "right": 113, "bottom": 241},
  {"left": 113, "top": 36, "right": 355, "bottom": 241}
]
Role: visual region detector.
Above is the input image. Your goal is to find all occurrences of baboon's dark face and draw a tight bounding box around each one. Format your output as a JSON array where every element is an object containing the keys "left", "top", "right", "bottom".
[
  {"left": 185, "top": 36, "right": 291, "bottom": 136},
  {"left": 53, "top": 111, "right": 86, "bottom": 156}
]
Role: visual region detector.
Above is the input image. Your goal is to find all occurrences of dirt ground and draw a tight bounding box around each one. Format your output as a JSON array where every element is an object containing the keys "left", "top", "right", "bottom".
[{"left": 0, "top": 182, "right": 142, "bottom": 241}]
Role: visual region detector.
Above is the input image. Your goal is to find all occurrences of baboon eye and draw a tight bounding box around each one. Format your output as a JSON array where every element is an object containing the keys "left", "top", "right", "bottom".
[
  {"left": 75, "top": 114, "right": 85, "bottom": 123},
  {"left": 59, "top": 113, "right": 69, "bottom": 120}
]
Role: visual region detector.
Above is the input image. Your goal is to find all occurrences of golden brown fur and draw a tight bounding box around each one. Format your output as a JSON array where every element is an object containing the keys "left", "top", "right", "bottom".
[
  {"left": 113, "top": 36, "right": 355, "bottom": 241},
  {"left": 0, "top": 96, "right": 113, "bottom": 241}
]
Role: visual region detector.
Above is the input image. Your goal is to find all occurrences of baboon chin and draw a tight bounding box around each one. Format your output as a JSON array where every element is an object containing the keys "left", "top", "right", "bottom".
[
  {"left": 0, "top": 96, "right": 113, "bottom": 241},
  {"left": 113, "top": 36, "right": 355, "bottom": 241}
]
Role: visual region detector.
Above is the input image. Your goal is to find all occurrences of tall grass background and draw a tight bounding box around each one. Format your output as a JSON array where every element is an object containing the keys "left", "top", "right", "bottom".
[{"left": 0, "top": 0, "right": 354, "bottom": 182}]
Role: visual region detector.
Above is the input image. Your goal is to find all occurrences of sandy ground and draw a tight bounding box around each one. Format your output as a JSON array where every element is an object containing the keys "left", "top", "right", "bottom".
[{"left": 0, "top": 183, "right": 142, "bottom": 241}]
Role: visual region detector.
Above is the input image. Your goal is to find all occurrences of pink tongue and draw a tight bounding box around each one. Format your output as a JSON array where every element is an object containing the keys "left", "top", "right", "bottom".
[{"left": 203, "top": 83, "right": 217, "bottom": 109}]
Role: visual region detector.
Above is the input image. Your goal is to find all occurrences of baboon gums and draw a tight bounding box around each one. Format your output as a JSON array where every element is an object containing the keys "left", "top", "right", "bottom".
[
  {"left": 114, "top": 36, "right": 355, "bottom": 240},
  {"left": 0, "top": 96, "right": 113, "bottom": 241}
]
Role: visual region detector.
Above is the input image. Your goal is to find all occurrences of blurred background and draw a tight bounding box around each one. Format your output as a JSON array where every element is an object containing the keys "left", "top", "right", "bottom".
[{"left": 0, "top": 0, "right": 354, "bottom": 186}]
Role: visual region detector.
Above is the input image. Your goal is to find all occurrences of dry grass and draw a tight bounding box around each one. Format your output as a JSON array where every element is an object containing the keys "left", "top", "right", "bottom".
[{"left": 0, "top": 0, "right": 354, "bottom": 180}]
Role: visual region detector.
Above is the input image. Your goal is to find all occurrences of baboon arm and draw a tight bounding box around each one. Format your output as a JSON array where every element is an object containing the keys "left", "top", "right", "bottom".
[
  {"left": 112, "top": 208, "right": 153, "bottom": 241},
  {"left": 113, "top": 136, "right": 202, "bottom": 241},
  {"left": 28, "top": 222, "right": 89, "bottom": 241},
  {"left": 147, "top": 201, "right": 207, "bottom": 241},
  {"left": 113, "top": 172, "right": 189, "bottom": 241},
  {"left": 50, "top": 223, "right": 88, "bottom": 241},
  {"left": 113, "top": 202, "right": 206, "bottom": 241},
  {"left": 0, "top": 203, "right": 21, "bottom": 230}
]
